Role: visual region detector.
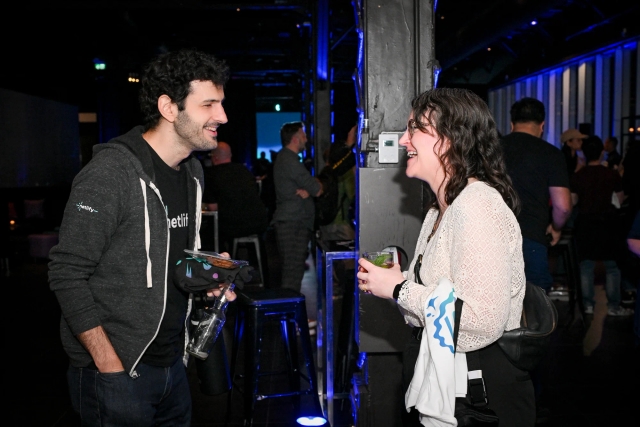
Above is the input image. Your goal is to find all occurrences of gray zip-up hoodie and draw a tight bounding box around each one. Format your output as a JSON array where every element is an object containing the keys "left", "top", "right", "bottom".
[{"left": 49, "top": 126, "right": 204, "bottom": 377}]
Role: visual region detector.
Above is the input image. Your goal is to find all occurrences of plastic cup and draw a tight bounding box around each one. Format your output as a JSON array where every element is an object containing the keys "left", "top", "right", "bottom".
[
  {"left": 362, "top": 251, "right": 394, "bottom": 269},
  {"left": 187, "top": 310, "right": 225, "bottom": 360}
]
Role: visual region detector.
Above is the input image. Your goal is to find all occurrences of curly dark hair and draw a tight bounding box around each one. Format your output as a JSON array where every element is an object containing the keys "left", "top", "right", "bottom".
[
  {"left": 410, "top": 88, "right": 520, "bottom": 214},
  {"left": 138, "top": 49, "right": 230, "bottom": 131}
]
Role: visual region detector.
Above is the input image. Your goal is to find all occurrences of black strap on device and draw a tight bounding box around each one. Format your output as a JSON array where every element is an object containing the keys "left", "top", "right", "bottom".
[{"left": 453, "top": 297, "right": 489, "bottom": 408}]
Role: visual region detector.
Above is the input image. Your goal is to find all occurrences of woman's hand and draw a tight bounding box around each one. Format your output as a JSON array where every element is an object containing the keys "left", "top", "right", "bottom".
[
  {"left": 356, "top": 258, "right": 404, "bottom": 299},
  {"left": 206, "top": 252, "right": 238, "bottom": 301}
]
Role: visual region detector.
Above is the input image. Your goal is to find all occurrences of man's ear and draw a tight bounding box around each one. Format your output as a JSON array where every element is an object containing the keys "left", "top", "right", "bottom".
[
  {"left": 288, "top": 134, "right": 298, "bottom": 148},
  {"left": 539, "top": 121, "right": 545, "bottom": 138},
  {"left": 510, "top": 122, "right": 514, "bottom": 132},
  {"left": 157, "top": 95, "right": 178, "bottom": 123}
]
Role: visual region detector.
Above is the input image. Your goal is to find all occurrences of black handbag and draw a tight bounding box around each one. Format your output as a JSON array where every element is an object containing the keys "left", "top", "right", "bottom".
[
  {"left": 453, "top": 298, "right": 500, "bottom": 427},
  {"left": 496, "top": 281, "right": 558, "bottom": 371}
]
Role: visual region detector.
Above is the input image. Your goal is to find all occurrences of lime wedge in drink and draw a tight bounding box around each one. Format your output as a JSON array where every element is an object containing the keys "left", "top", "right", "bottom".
[{"left": 373, "top": 254, "right": 392, "bottom": 268}]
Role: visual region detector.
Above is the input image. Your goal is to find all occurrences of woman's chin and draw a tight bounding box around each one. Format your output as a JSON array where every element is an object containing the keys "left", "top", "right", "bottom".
[
  {"left": 405, "top": 166, "right": 421, "bottom": 180},
  {"left": 405, "top": 163, "right": 415, "bottom": 178}
]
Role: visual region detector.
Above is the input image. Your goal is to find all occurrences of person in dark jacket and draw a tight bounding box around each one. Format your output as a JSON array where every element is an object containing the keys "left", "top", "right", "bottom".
[
  {"left": 571, "top": 136, "right": 632, "bottom": 317},
  {"left": 202, "top": 141, "right": 269, "bottom": 253},
  {"left": 48, "top": 49, "right": 237, "bottom": 427}
]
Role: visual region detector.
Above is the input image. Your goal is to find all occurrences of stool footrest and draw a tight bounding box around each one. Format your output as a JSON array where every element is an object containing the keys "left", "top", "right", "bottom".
[{"left": 255, "top": 388, "right": 316, "bottom": 401}]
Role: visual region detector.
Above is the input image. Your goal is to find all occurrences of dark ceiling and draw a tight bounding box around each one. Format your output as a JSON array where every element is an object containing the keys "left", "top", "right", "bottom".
[{"left": 3, "top": 0, "right": 639, "bottom": 112}]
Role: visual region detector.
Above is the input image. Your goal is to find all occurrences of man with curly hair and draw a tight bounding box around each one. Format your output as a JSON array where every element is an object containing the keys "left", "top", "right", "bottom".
[{"left": 49, "top": 49, "right": 236, "bottom": 426}]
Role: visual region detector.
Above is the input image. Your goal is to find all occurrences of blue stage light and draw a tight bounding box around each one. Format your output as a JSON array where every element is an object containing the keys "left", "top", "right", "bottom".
[{"left": 296, "top": 415, "right": 328, "bottom": 426}]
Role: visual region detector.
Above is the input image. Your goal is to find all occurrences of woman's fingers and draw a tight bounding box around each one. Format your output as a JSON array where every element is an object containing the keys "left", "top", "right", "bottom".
[{"left": 358, "top": 262, "right": 404, "bottom": 299}]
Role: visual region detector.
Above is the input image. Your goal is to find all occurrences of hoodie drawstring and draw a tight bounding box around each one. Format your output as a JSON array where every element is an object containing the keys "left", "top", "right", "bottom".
[
  {"left": 194, "top": 177, "right": 202, "bottom": 250},
  {"left": 140, "top": 178, "right": 153, "bottom": 288}
]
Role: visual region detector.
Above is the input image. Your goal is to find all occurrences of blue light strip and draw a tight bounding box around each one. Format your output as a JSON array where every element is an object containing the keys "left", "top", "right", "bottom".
[
  {"left": 492, "top": 36, "right": 639, "bottom": 89},
  {"left": 316, "top": 0, "right": 329, "bottom": 81}
]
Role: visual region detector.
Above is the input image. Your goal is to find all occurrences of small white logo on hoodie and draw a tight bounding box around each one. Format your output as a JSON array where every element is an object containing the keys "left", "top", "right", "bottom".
[{"left": 76, "top": 202, "right": 98, "bottom": 213}]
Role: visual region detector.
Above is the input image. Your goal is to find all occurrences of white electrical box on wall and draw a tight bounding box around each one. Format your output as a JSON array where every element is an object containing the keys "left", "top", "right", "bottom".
[{"left": 378, "top": 132, "right": 403, "bottom": 163}]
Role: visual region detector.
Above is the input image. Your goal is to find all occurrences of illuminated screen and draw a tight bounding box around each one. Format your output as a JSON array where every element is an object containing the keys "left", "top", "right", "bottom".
[{"left": 256, "top": 112, "right": 302, "bottom": 162}]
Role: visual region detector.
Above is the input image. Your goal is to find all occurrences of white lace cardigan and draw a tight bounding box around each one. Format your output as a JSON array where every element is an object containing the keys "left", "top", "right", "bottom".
[{"left": 397, "top": 181, "right": 526, "bottom": 352}]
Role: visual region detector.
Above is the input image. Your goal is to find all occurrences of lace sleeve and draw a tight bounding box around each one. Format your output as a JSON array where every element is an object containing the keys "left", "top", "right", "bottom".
[
  {"left": 449, "top": 191, "right": 519, "bottom": 351},
  {"left": 397, "top": 280, "right": 428, "bottom": 327}
]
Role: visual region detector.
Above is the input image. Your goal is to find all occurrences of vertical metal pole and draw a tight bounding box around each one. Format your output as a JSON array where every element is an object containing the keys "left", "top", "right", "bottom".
[
  {"left": 313, "top": 0, "right": 332, "bottom": 175},
  {"left": 352, "top": 1, "right": 436, "bottom": 425}
]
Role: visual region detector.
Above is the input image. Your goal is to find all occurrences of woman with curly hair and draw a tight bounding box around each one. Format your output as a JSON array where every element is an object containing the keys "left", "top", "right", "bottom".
[{"left": 357, "top": 88, "right": 535, "bottom": 426}]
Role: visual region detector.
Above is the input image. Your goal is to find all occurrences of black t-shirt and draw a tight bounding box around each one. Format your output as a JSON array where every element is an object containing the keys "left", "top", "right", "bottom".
[
  {"left": 141, "top": 144, "right": 190, "bottom": 366},
  {"left": 570, "top": 165, "right": 623, "bottom": 216},
  {"left": 501, "top": 132, "right": 570, "bottom": 245}
]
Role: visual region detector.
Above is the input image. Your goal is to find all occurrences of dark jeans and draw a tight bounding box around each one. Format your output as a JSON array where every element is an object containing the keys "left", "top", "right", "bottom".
[
  {"left": 522, "top": 238, "right": 553, "bottom": 291},
  {"left": 67, "top": 358, "right": 191, "bottom": 427}
]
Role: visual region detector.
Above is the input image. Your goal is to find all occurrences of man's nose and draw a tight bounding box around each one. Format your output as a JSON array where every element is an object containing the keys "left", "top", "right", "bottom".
[{"left": 216, "top": 107, "right": 228, "bottom": 124}]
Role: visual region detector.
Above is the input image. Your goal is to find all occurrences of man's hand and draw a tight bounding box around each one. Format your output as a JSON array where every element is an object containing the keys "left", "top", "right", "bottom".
[
  {"left": 546, "top": 224, "right": 562, "bottom": 246},
  {"left": 296, "top": 188, "right": 310, "bottom": 199},
  {"left": 77, "top": 326, "right": 125, "bottom": 373},
  {"left": 206, "top": 284, "right": 237, "bottom": 301}
]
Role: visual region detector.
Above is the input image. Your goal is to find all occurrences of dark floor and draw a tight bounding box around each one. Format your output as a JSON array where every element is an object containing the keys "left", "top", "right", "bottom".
[{"left": 4, "top": 228, "right": 639, "bottom": 426}]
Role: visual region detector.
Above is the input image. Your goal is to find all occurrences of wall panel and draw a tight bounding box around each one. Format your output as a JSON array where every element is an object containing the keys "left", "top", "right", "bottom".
[{"left": 489, "top": 37, "right": 638, "bottom": 148}]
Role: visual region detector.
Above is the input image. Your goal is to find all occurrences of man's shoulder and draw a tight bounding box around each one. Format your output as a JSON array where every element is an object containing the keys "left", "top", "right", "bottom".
[
  {"left": 88, "top": 143, "right": 138, "bottom": 172},
  {"left": 502, "top": 133, "right": 563, "bottom": 164},
  {"left": 274, "top": 148, "right": 303, "bottom": 170},
  {"left": 502, "top": 132, "right": 558, "bottom": 150}
]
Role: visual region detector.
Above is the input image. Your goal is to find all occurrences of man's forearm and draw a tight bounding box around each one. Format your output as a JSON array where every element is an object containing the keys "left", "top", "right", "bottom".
[
  {"left": 77, "top": 326, "right": 124, "bottom": 373},
  {"left": 628, "top": 238, "right": 640, "bottom": 257},
  {"left": 549, "top": 186, "right": 572, "bottom": 230},
  {"left": 551, "top": 206, "right": 571, "bottom": 231}
]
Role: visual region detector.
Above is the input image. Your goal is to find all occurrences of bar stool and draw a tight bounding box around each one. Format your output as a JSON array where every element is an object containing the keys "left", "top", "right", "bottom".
[
  {"left": 232, "top": 235, "right": 264, "bottom": 286},
  {"left": 227, "top": 288, "right": 320, "bottom": 426},
  {"left": 549, "top": 228, "right": 583, "bottom": 326}
]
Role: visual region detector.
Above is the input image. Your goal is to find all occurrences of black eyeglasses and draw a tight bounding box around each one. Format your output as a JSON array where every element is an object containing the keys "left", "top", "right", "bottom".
[
  {"left": 407, "top": 118, "right": 431, "bottom": 138},
  {"left": 407, "top": 119, "right": 419, "bottom": 137}
]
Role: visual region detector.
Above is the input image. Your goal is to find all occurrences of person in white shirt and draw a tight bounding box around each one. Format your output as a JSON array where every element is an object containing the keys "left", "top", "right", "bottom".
[{"left": 357, "top": 88, "right": 535, "bottom": 426}]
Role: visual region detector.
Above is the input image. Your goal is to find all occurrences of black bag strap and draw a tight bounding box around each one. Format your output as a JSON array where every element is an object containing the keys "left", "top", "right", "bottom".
[
  {"left": 453, "top": 297, "right": 489, "bottom": 408},
  {"left": 453, "top": 297, "right": 463, "bottom": 351}
]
